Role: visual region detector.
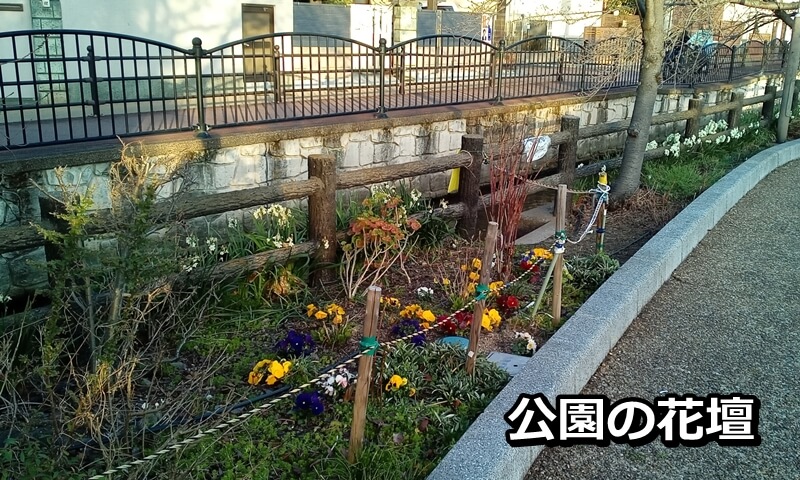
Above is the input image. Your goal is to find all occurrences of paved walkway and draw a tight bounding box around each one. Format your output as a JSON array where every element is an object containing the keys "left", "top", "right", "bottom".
[{"left": 525, "top": 159, "right": 800, "bottom": 480}]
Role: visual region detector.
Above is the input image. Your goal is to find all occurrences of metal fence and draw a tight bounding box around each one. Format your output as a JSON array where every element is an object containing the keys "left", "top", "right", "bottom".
[{"left": 0, "top": 29, "right": 788, "bottom": 150}]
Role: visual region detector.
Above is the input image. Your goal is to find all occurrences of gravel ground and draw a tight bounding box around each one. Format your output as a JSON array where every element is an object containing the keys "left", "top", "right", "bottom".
[{"left": 525, "top": 160, "right": 800, "bottom": 480}]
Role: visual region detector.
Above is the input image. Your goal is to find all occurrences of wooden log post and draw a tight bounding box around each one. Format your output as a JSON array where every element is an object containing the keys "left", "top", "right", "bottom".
[
  {"left": 555, "top": 116, "right": 579, "bottom": 211},
  {"left": 347, "top": 285, "right": 382, "bottom": 463},
  {"left": 552, "top": 184, "right": 568, "bottom": 326},
  {"left": 456, "top": 134, "right": 485, "bottom": 240},
  {"left": 684, "top": 97, "right": 703, "bottom": 139},
  {"left": 763, "top": 85, "right": 777, "bottom": 123},
  {"left": 308, "top": 154, "right": 338, "bottom": 286},
  {"left": 727, "top": 92, "right": 743, "bottom": 129},
  {"left": 793, "top": 79, "right": 800, "bottom": 113},
  {"left": 466, "top": 221, "right": 499, "bottom": 376}
]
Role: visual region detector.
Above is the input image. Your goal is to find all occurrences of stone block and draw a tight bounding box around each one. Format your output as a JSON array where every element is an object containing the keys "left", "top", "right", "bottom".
[
  {"left": 346, "top": 130, "right": 370, "bottom": 142},
  {"left": 392, "top": 125, "right": 420, "bottom": 137},
  {"left": 371, "top": 128, "right": 393, "bottom": 143},
  {"left": 270, "top": 156, "right": 306, "bottom": 181},
  {"left": 45, "top": 165, "right": 93, "bottom": 187},
  {"left": 8, "top": 248, "right": 48, "bottom": 290},
  {"left": 231, "top": 156, "right": 267, "bottom": 187},
  {"left": 278, "top": 139, "right": 301, "bottom": 156},
  {"left": 238, "top": 143, "right": 266, "bottom": 157},
  {"left": 373, "top": 143, "right": 395, "bottom": 163},
  {"left": 415, "top": 136, "right": 429, "bottom": 156},
  {"left": 299, "top": 137, "right": 323, "bottom": 148},
  {"left": 87, "top": 177, "right": 111, "bottom": 210},
  {"left": 0, "top": 257, "right": 9, "bottom": 296},
  {"left": 212, "top": 162, "right": 236, "bottom": 189},
  {"left": 395, "top": 134, "right": 416, "bottom": 156},
  {"left": 448, "top": 119, "right": 466, "bottom": 133},
  {"left": 428, "top": 171, "right": 449, "bottom": 195},
  {"left": 212, "top": 148, "right": 238, "bottom": 164},
  {"left": 299, "top": 145, "right": 324, "bottom": 158},
  {"left": 342, "top": 142, "right": 363, "bottom": 169}
]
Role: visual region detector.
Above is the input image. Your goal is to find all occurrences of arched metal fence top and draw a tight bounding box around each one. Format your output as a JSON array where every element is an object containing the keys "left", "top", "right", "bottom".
[
  {"left": 704, "top": 42, "right": 734, "bottom": 55},
  {"left": 207, "top": 32, "right": 380, "bottom": 54},
  {"left": 505, "top": 35, "right": 585, "bottom": 52},
  {"left": 387, "top": 34, "right": 495, "bottom": 52},
  {"left": 0, "top": 28, "right": 193, "bottom": 54}
]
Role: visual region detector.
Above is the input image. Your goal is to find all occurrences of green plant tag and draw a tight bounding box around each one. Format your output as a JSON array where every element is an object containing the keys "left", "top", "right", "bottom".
[{"left": 475, "top": 283, "right": 490, "bottom": 301}]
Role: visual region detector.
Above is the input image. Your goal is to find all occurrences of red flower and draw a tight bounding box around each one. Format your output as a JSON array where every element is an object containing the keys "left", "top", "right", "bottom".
[
  {"left": 453, "top": 311, "right": 472, "bottom": 330},
  {"left": 497, "top": 295, "right": 520, "bottom": 316},
  {"left": 441, "top": 319, "right": 458, "bottom": 335}
]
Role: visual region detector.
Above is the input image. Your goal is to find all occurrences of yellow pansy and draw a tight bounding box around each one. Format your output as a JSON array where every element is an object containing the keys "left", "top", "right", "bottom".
[
  {"left": 472, "top": 258, "right": 482, "bottom": 270},
  {"left": 460, "top": 264, "right": 469, "bottom": 272},
  {"left": 533, "top": 248, "right": 553, "bottom": 260},
  {"left": 481, "top": 312, "right": 493, "bottom": 332},
  {"left": 419, "top": 310, "right": 436, "bottom": 323},
  {"left": 400, "top": 304, "right": 421, "bottom": 318},
  {"left": 468, "top": 271, "right": 480, "bottom": 282},
  {"left": 442, "top": 278, "right": 451, "bottom": 286},
  {"left": 306, "top": 304, "right": 318, "bottom": 317},
  {"left": 385, "top": 374, "right": 408, "bottom": 391},
  {"left": 489, "top": 281, "right": 504, "bottom": 293},
  {"left": 314, "top": 310, "right": 328, "bottom": 320},
  {"left": 488, "top": 308, "right": 502, "bottom": 328}
]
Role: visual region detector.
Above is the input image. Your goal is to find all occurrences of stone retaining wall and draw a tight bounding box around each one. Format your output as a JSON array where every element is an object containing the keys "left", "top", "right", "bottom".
[{"left": 0, "top": 75, "right": 779, "bottom": 297}]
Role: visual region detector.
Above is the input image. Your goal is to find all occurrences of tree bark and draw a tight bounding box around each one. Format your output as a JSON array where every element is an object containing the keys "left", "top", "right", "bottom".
[
  {"left": 612, "top": 0, "right": 665, "bottom": 200},
  {"left": 778, "top": 20, "right": 800, "bottom": 143}
]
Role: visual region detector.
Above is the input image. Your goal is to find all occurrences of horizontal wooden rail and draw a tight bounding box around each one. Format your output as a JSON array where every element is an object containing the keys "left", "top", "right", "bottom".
[
  {"left": 337, "top": 152, "right": 471, "bottom": 189},
  {"left": 0, "top": 178, "right": 323, "bottom": 254}
]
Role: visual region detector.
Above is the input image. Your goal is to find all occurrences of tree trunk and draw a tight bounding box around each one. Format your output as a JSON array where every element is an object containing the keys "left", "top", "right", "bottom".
[
  {"left": 778, "top": 21, "right": 800, "bottom": 143},
  {"left": 612, "top": 0, "right": 665, "bottom": 200}
]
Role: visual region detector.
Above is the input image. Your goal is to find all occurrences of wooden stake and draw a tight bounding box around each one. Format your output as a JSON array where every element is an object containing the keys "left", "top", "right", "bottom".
[
  {"left": 595, "top": 168, "right": 608, "bottom": 254},
  {"left": 347, "top": 285, "right": 381, "bottom": 463},
  {"left": 466, "top": 221, "right": 499, "bottom": 376},
  {"left": 552, "top": 184, "right": 568, "bottom": 326}
]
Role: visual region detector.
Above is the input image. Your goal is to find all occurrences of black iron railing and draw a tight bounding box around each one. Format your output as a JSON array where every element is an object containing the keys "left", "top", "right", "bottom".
[{"left": 0, "top": 30, "right": 788, "bottom": 150}]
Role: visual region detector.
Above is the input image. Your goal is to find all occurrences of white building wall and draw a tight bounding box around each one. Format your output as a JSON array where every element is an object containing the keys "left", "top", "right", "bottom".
[
  {"left": 507, "top": 0, "right": 602, "bottom": 39},
  {"left": 0, "top": 0, "right": 32, "bottom": 31},
  {"left": 60, "top": 0, "right": 293, "bottom": 48}
]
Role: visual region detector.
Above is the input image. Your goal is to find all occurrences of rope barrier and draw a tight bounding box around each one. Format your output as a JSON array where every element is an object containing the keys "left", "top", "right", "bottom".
[{"left": 87, "top": 252, "right": 549, "bottom": 479}]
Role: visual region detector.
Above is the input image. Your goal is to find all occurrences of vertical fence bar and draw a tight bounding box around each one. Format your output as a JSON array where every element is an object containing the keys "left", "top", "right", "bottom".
[
  {"left": 493, "top": 40, "right": 505, "bottom": 105},
  {"left": 466, "top": 221, "right": 499, "bottom": 376},
  {"left": 192, "top": 37, "right": 209, "bottom": 137},
  {"left": 348, "top": 285, "right": 381, "bottom": 463},
  {"left": 377, "top": 38, "right": 388, "bottom": 118},
  {"left": 728, "top": 45, "right": 736, "bottom": 82},
  {"left": 456, "top": 134, "right": 484, "bottom": 239},
  {"left": 85, "top": 45, "right": 101, "bottom": 117},
  {"left": 273, "top": 44, "right": 283, "bottom": 104},
  {"left": 552, "top": 184, "right": 568, "bottom": 326}
]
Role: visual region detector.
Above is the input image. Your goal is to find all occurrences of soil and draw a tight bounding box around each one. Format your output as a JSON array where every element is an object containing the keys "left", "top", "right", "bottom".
[{"left": 338, "top": 186, "right": 687, "bottom": 365}]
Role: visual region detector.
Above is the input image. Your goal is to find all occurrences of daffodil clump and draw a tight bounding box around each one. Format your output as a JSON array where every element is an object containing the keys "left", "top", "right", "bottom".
[
  {"left": 248, "top": 358, "right": 292, "bottom": 386},
  {"left": 307, "top": 302, "right": 346, "bottom": 325},
  {"left": 249, "top": 203, "right": 299, "bottom": 250}
]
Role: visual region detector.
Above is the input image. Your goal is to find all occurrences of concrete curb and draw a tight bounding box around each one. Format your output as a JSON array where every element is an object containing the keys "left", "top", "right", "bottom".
[{"left": 427, "top": 139, "right": 800, "bottom": 480}]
